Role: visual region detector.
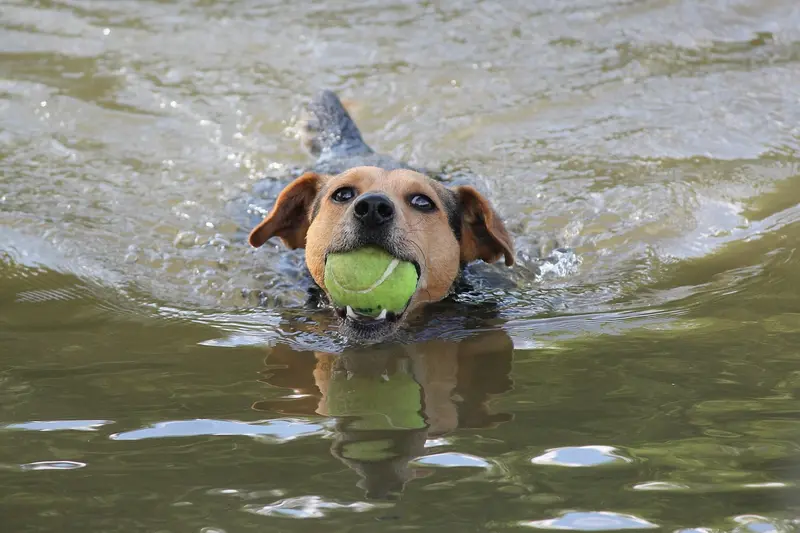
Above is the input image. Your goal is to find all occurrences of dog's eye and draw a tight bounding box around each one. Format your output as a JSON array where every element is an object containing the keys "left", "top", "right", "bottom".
[
  {"left": 409, "top": 194, "right": 436, "bottom": 212},
  {"left": 331, "top": 187, "right": 356, "bottom": 203}
]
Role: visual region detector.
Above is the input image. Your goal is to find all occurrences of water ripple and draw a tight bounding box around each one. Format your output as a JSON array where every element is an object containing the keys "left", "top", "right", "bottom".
[
  {"left": 0, "top": 420, "right": 113, "bottom": 431},
  {"left": 243, "top": 495, "right": 388, "bottom": 519},
  {"left": 3, "top": 419, "right": 112, "bottom": 432},
  {"left": 20, "top": 460, "right": 86, "bottom": 471},
  {"left": 531, "top": 445, "right": 633, "bottom": 467},
  {"left": 110, "top": 418, "right": 324, "bottom": 441},
  {"left": 413, "top": 452, "right": 493, "bottom": 469},
  {"left": 520, "top": 511, "right": 659, "bottom": 531}
]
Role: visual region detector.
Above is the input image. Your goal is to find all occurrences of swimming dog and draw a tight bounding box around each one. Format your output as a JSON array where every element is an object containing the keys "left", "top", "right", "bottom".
[{"left": 248, "top": 91, "right": 514, "bottom": 340}]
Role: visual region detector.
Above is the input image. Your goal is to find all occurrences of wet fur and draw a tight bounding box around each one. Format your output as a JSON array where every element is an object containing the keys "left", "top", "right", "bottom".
[{"left": 248, "top": 91, "right": 514, "bottom": 340}]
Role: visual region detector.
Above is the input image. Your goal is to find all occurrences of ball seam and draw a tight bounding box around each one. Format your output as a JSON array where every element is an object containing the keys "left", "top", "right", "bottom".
[{"left": 329, "top": 258, "right": 400, "bottom": 294}]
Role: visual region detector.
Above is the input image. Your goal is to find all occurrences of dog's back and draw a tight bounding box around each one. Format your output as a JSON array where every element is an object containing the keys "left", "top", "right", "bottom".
[{"left": 299, "top": 90, "right": 421, "bottom": 175}]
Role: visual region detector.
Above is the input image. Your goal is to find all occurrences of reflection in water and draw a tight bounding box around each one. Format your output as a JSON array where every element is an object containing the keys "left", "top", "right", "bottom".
[
  {"left": 255, "top": 328, "right": 513, "bottom": 499},
  {"left": 110, "top": 418, "right": 324, "bottom": 441},
  {"left": 4, "top": 0, "right": 800, "bottom": 529},
  {"left": 520, "top": 511, "right": 659, "bottom": 531},
  {"left": 244, "top": 495, "right": 386, "bottom": 519},
  {"left": 530, "top": 445, "right": 633, "bottom": 468}
]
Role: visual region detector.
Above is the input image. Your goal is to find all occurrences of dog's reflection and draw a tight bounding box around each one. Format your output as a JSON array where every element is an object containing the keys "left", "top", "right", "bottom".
[{"left": 254, "top": 329, "right": 514, "bottom": 499}]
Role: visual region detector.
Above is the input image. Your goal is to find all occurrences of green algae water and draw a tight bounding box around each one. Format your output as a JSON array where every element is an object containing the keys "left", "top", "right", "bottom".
[{"left": 2, "top": 0, "right": 800, "bottom": 531}]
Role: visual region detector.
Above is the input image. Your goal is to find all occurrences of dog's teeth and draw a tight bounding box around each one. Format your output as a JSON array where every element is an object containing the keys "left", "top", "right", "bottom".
[{"left": 344, "top": 306, "right": 388, "bottom": 321}]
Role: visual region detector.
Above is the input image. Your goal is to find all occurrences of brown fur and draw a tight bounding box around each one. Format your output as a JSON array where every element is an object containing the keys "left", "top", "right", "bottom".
[
  {"left": 455, "top": 186, "right": 515, "bottom": 266},
  {"left": 248, "top": 172, "right": 322, "bottom": 249},
  {"left": 249, "top": 166, "right": 514, "bottom": 325}
]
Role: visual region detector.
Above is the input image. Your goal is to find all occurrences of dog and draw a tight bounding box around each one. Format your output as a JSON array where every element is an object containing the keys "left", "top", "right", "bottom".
[{"left": 248, "top": 91, "right": 515, "bottom": 341}]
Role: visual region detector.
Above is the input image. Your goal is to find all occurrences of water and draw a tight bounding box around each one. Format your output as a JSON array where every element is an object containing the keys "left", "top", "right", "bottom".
[{"left": 2, "top": 0, "right": 800, "bottom": 531}]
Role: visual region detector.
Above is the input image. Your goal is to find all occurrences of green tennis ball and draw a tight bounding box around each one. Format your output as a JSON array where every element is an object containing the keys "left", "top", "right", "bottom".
[{"left": 324, "top": 246, "right": 418, "bottom": 317}]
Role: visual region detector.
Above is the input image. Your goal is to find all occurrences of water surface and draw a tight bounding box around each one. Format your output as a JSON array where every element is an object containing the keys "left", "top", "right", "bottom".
[{"left": 2, "top": 0, "right": 800, "bottom": 531}]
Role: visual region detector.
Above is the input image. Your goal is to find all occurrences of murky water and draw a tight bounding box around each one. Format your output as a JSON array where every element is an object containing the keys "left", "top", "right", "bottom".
[{"left": 3, "top": 0, "right": 800, "bottom": 531}]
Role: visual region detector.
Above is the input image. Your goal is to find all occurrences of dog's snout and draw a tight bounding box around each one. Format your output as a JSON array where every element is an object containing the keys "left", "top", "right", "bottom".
[{"left": 353, "top": 193, "right": 395, "bottom": 226}]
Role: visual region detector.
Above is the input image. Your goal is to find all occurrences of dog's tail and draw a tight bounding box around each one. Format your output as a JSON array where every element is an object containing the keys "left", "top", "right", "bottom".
[{"left": 298, "top": 90, "right": 374, "bottom": 160}]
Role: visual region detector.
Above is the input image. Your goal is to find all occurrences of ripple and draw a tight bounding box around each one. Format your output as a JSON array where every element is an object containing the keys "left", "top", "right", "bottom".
[
  {"left": 632, "top": 481, "right": 691, "bottom": 492},
  {"left": 632, "top": 480, "right": 793, "bottom": 493},
  {"left": 413, "top": 452, "right": 492, "bottom": 468},
  {"left": 3, "top": 419, "right": 111, "bottom": 432},
  {"left": 520, "top": 511, "right": 659, "bottom": 530},
  {"left": 243, "top": 495, "right": 388, "bottom": 519},
  {"left": 531, "top": 446, "right": 633, "bottom": 467},
  {"left": 207, "top": 488, "right": 286, "bottom": 500},
  {"left": 732, "top": 514, "right": 797, "bottom": 533},
  {"left": 423, "top": 438, "right": 451, "bottom": 448},
  {"left": 110, "top": 418, "right": 324, "bottom": 441},
  {"left": 535, "top": 248, "right": 582, "bottom": 280},
  {"left": 20, "top": 460, "right": 86, "bottom": 471},
  {"left": 742, "top": 482, "right": 791, "bottom": 489}
]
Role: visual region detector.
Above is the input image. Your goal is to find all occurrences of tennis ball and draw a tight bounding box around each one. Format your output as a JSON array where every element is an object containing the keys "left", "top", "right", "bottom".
[{"left": 324, "top": 246, "right": 418, "bottom": 317}]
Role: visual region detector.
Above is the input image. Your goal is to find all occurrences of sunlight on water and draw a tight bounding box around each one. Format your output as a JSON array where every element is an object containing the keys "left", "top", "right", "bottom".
[
  {"left": 110, "top": 419, "right": 325, "bottom": 441},
  {"left": 1, "top": 0, "right": 800, "bottom": 531},
  {"left": 243, "top": 495, "right": 388, "bottom": 519},
  {"left": 520, "top": 511, "right": 659, "bottom": 531},
  {"left": 413, "top": 452, "right": 493, "bottom": 469},
  {"left": 4, "top": 420, "right": 112, "bottom": 432},
  {"left": 530, "top": 445, "right": 633, "bottom": 468}
]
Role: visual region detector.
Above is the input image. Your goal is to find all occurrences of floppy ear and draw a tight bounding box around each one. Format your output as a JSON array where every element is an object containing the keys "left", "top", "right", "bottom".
[
  {"left": 454, "top": 186, "right": 515, "bottom": 266},
  {"left": 248, "top": 172, "right": 324, "bottom": 249}
]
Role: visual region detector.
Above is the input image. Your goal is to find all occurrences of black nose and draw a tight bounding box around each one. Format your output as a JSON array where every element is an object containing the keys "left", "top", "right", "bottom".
[{"left": 353, "top": 193, "right": 395, "bottom": 227}]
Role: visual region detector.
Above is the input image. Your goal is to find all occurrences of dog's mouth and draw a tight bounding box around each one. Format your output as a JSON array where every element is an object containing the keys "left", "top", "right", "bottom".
[
  {"left": 333, "top": 305, "right": 404, "bottom": 340},
  {"left": 333, "top": 304, "right": 405, "bottom": 324},
  {"left": 327, "top": 257, "right": 422, "bottom": 339}
]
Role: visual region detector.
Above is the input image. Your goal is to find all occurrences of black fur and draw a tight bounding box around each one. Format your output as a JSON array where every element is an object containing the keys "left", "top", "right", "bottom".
[
  {"left": 436, "top": 188, "right": 462, "bottom": 243},
  {"left": 301, "top": 90, "right": 373, "bottom": 159},
  {"left": 299, "top": 90, "right": 421, "bottom": 176}
]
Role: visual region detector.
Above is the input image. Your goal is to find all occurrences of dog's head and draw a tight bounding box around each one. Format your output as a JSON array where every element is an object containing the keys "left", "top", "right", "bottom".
[{"left": 249, "top": 166, "right": 514, "bottom": 339}]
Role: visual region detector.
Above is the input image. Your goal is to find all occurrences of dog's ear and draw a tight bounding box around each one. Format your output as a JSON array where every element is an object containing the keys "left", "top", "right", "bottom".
[
  {"left": 249, "top": 172, "right": 325, "bottom": 249},
  {"left": 453, "top": 186, "right": 515, "bottom": 266}
]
